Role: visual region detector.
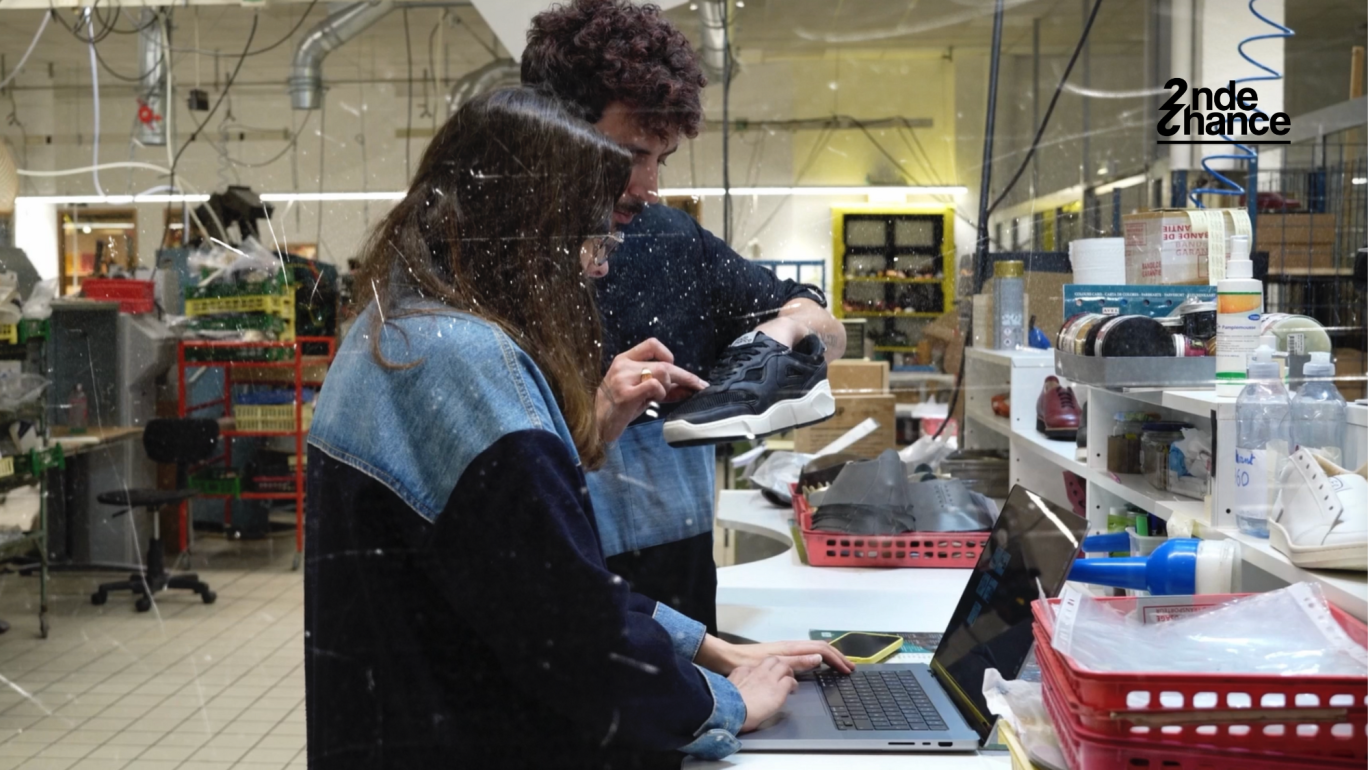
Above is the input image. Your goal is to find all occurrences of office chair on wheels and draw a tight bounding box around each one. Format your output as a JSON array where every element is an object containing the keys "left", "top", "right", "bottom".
[{"left": 90, "top": 419, "right": 218, "bottom": 612}]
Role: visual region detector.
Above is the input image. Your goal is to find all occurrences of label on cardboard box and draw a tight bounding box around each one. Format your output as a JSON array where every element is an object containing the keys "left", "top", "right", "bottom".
[
  {"left": 1124, "top": 214, "right": 1210, "bottom": 285},
  {"left": 793, "top": 394, "right": 895, "bottom": 458},
  {"left": 827, "top": 360, "right": 889, "bottom": 394}
]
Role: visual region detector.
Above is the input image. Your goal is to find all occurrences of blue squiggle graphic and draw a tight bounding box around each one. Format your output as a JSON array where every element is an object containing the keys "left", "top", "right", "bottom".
[{"left": 1189, "top": 0, "right": 1294, "bottom": 209}]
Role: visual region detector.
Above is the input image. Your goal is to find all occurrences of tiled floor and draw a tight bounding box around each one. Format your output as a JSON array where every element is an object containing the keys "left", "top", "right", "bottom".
[{"left": 0, "top": 534, "right": 306, "bottom": 770}]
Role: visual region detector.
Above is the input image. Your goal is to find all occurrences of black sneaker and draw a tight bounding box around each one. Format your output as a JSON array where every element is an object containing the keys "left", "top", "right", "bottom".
[{"left": 662, "top": 331, "right": 836, "bottom": 447}]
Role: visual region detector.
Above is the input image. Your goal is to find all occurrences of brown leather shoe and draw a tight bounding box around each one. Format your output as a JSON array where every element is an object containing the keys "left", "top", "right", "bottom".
[{"left": 1036, "top": 376, "right": 1080, "bottom": 441}]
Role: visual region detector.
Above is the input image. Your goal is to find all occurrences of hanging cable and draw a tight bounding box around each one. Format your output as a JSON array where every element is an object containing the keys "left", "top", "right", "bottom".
[
  {"left": 1189, "top": 0, "right": 1292, "bottom": 208},
  {"left": 85, "top": 10, "right": 106, "bottom": 196},
  {"left": 18, "top": 161, "right": 171, "bottom": 177},
  {"left": 403, "top": 8, "right": 415, "bottom": 180},
  {"left": 0, "top": 13, "right": 50, "bottom": 92},
  {"left": 985, "top": 0, "right": 1103, "bottom": 217},
  {"left": 162, "top": 13, "right": 260, "bottom": 247},
  {"left": 166, "top": 0, "right": 320, "bottom": 59},
  {"left": 721, "top": 0, "right": 732, "bottom": 244}
]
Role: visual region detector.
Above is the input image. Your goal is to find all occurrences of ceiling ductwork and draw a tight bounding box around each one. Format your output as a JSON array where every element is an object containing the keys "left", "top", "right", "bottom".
[
  {"left": 696, "top": 0, "right": 737, "bottom": 83},
  {"left": 288, "top": 0, "right": 394, "bottom": 110},
  {"left": 135, "top": 9, "right": 168, "bottom": 146},
  {"left": 446, "top": 59, "right": 522, "bottom": 117}
]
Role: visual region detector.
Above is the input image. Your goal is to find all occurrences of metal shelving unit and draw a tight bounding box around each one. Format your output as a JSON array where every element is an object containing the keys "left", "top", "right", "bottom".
[{"left": 177, "top": 338, "right": 334, "bottom": 570}]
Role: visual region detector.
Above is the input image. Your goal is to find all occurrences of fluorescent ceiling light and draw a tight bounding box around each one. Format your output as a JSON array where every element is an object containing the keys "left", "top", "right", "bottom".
[
  {"left": 1093, "top": 174, "right": 1148, "bottom": 195},
  {"left": 62, "top": 222, "right": 136, "bottom": 230},
  {"left": 20, "top": 186, "right": 967, "bottom": 206},
  {"left": 1353, "top": 177, "right": 1367, "bottom": 185},
  {"left": 258, "top": 192, "right": 405, "bottom": 202},
  {"left": 657, "top": 186, "right": 966, "bottom": 197},
  {"left": 17, "top": 194, "right": 210, "bottom": 205}
]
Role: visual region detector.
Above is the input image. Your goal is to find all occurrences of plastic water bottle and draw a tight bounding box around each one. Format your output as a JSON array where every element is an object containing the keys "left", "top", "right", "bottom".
[
  {"left": 1290, "top": 351, "right": 1347, "bottom": 466},
  {"left": 1233, "top": 343, "right": 1288, "bottom": 537}
]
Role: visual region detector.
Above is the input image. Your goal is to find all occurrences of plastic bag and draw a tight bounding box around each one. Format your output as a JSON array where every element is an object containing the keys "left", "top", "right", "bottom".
[
  {"left": 0, "top": 372, "right": 48, "bottom": 411},
  {"left": 747, "top": 451, "right": 813, "bottom": 503},
  {"left": 898, "top": 433, "right": 957, "bottom": 472},
  {"left": 982, "top": 669, "right": 1067, "bottom": 770},
  {"left": 19, "top": 277, "right": 54, "bottom": 321},
  {"left": 1167, "top": 426, "right": 1211, "bottom": 499},
  {"left": 1051, "top": 582, "right": 1368, "bottom": 675}
]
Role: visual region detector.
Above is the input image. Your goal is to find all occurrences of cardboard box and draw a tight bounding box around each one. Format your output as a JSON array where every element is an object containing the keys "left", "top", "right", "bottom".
[
  {"left": 828, "top": 359, "right": 889, "bottom": 394},
  {"left": 1124, "top": 210, "right": 1212, "bottom": 285},
  {"left": 1334, "top": 347, "right": 1366, "bottom": 402},
  {"left": 1264, "top": 244, "right": 1338, "bottom": 273},
  {"left": 793, "top": 394, "right": 897, "bottom": 459},
  {"left": 1256, "top": 213, "right": 1336, "bottom": 245}
]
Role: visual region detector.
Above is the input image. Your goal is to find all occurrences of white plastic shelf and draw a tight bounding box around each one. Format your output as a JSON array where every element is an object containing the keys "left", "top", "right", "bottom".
[
  {"left": 964, "top": 404, "right": 1011, "bottom": 438},
  {"left": 1198, "top": 525, "right": 1368, "bottom": 621},
  {"left": 964, "top": 346, "right": 1054, "bottom": 369},
  {"left": 1090, "top": 470, "right": 1207, "bottom": 521},
  {"left": 1011, "top": 424, "right": 1086, "bottom": 476}
]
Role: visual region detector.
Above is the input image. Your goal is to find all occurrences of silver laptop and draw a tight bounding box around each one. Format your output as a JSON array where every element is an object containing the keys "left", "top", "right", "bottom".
[{"left": 742, "top": 485, "right": 1087, "bottom": 752}]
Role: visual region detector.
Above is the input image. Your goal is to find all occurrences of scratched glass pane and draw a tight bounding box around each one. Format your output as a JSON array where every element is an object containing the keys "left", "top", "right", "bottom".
[{"left": 0, "top": 1, "right": 1361, "bottom": 767}]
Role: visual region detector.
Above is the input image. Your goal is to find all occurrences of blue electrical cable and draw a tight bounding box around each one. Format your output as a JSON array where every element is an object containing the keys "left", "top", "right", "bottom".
[{"left": 1189, "top": 0, "right": 1294, "bottom": 209}]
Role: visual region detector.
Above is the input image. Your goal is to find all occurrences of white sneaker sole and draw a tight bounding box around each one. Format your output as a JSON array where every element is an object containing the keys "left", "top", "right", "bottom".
[
  {"left": 663, "top": 380, "right": 836, "bottom": 446},
  {"left": 1268, "top": 519, "right": 1368, "bottom": 571}
]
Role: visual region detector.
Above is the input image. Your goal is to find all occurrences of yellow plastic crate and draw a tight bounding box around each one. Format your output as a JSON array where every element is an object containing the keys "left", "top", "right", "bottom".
[
  {"left": 232, "top": 403, "right": 314, "bottom": 433},
  {"left": 0, "top": 325, "right": 18, "bottom": 346},
  {"left": 184, "top": 295, "right": 296, "bottom": 341}
]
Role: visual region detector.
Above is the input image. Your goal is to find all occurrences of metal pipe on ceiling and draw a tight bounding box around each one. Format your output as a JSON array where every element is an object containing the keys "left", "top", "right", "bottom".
[
  {"left": 445, "top": 58, "right": 520, "bottom": 116},
  {"left": 697, "top": 0, "right": 737, "bottom": 83},
  {"left": 288, "top": 0, "right": 394, "bottom": 110},
  {"left": 135, "top": 8, "right": 168, "bottom": 145}
]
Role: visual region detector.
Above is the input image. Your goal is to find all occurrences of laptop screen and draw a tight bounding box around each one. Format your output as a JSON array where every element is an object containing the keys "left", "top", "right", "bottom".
[{"left": 928, "top": 485, "right": 1087, "bottom": 741}]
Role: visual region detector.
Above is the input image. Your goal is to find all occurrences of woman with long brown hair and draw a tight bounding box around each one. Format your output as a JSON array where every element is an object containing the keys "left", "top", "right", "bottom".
[{"left": 304, "top": 88, "right": 846, "bottom": 769}]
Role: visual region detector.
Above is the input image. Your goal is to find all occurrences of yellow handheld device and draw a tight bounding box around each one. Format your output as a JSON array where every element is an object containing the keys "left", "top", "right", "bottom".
[{"left": 828, "top": 632, "right": 904, "bottom": 664}]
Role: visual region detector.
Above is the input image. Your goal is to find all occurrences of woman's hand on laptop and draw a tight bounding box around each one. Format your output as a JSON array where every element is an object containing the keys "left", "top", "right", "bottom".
[
  {"left": 698, "top": 635, "right": 854, "bottom": 677},
  {"left": 729, "top": 656, "right": 798, "bottom": 732}
]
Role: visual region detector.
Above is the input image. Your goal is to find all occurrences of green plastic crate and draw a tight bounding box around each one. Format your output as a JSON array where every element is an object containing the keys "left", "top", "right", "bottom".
[
  {"left": 189, "top": 470, "right": 241, "bottom": 497},
  {"left": 18, "top": 319, "right": 48, "bottom": 343},
  {"left": 183, "top": 345, "right": 293, "bottom": 363},
  {"left": 185, "top": 314, "right": 287, "bottom": 335},
  {"left": 184, "top": 271, "right": 291, "bottom": 301}
]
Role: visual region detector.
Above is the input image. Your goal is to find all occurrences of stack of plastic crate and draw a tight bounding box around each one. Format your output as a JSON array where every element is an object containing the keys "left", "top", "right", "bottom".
[
  {"left": 1031, "top": 595, "right": 1367, "bottom": 770},
  {"left": 183, "top": 272, "right": 295, "bottom": 346}
]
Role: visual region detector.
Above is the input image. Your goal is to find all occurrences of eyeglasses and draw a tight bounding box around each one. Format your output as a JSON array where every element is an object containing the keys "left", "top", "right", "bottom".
[{"left": 590, "top": 231, "right": 625, "bottom": 266}]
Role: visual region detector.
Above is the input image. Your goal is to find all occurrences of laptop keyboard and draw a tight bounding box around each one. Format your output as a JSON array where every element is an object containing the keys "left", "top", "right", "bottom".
[{"left": 815, "top": 669, "right": 948, "bottom": 732}]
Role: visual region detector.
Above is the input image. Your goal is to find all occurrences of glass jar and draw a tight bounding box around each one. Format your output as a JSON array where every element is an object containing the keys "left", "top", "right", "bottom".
[
  {"left": 1107, "top": 411, "right": 1160, "bottom": 474},
  {"left": 1141, "top": 421, "right": 1191, "bottom": 492}
]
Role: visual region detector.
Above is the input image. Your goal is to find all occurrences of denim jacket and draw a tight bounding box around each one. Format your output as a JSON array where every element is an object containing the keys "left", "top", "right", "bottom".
[{"left": 305, "top": 303, "right": 744, "bottom": 765}]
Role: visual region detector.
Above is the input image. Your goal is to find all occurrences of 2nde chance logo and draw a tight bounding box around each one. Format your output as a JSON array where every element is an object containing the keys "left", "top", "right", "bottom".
[{"left": 1156, "top": 77, "right": 1291, "bottom": 145}]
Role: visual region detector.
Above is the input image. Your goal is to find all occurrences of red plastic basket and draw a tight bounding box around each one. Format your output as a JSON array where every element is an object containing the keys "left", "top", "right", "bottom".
[
  {"left": 791, "top": 490, "right": 988, "bottom": 568},
  {"left": 1041, "top": 660, "right": 1364, "bottom": 770},
  {"left": 82, "top": 279, "right": 155, "bottom": 314},
  {"left": 1035, "top": 626, "right": 1366, "bottom": 762},
  {"left": 1031, "top": 595, "right": 1368, "bottom": 716}
]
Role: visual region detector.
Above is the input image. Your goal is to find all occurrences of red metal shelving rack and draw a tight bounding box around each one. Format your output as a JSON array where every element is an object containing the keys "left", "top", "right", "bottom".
[{"left": 177, "top": 337, "right": 335, "bottom": 569}]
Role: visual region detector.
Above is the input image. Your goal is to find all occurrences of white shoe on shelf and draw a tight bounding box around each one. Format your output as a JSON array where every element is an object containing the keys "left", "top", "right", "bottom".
[{"left": 1268, "top": 449, "right": 1368, "bottom": 572}]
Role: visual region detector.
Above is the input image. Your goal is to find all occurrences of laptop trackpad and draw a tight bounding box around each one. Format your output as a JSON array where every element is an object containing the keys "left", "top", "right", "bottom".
[{"left": 742, "top": 680, "right": 835, "bottom": 741}]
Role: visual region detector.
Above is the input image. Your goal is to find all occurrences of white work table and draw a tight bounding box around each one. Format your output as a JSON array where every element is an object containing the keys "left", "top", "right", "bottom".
[{"left": 687, "top": 490, "right": 1009, "bottom": 770}]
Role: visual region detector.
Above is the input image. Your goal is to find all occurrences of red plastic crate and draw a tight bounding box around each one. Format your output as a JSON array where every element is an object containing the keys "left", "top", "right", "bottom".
[
  {"left": 1041, "top": 661, "right": 1364, "bottom": 770},
  {"left": 82, "top": 279, "right": 155, "bottom": 314},
  {"left": 1031, "top": 595, "right": 1368, "bottom": 716},
  {"left": 791, "top": 490, "right": 988, "bottom": 568},
  {"left": 1035, "top": 626, "right": 1366, "bottom": 762}
]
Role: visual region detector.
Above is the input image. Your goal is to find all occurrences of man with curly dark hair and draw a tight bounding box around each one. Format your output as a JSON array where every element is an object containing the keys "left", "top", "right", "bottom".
[{"left": 524, "top": 0, "right": 846, "bottom": 637}]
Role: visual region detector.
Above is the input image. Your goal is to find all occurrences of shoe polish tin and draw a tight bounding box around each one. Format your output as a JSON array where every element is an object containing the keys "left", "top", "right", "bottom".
[
  {"left": 1058, "top": 312, "right": 1107, "bottom": 355},
  {"left": 1093, "top": 315, "right": 1179, "bottom": 357}
]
